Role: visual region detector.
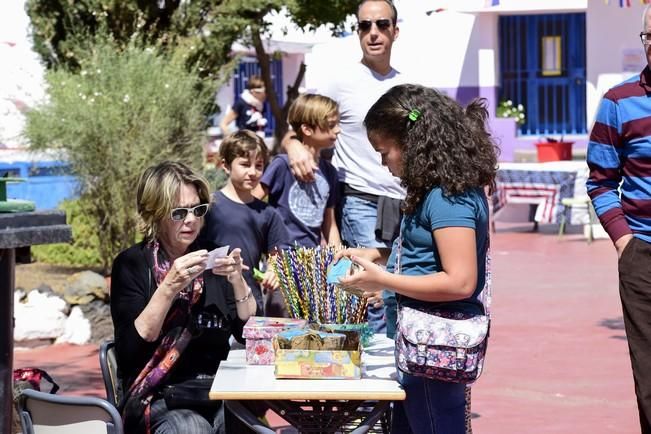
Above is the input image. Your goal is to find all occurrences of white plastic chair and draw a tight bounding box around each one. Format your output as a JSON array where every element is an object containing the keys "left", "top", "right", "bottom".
[
  {"left": 17, "top": 388, "right": 123, "bottom": 434},
  {"left": 558, "top": 197, "right": 598, "bottom": 243}
]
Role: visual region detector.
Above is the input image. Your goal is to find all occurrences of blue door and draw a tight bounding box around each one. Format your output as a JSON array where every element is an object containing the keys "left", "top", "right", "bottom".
[
  {"left": 499, "top": 13, "right": 586, "bottom": 136},
  {"left": 233, "top": 58, "right": 283, "bottom": 137}
]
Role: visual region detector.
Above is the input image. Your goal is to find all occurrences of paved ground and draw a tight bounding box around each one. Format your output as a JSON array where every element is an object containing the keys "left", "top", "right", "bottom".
[{"left": 13, "top": 223, "right": 639, "bottom": 433}]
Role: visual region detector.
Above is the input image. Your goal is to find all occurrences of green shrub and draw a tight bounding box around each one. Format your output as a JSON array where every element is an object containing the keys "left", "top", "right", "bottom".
[
  {"left": 202, "top": 164, "right": 229, "bottom": 192},
  {"left": 25, "top": 38, "right": 212, "bottom": 273},
  {"left": 32, "top": 199, "right": 102, "bottom": 268}
]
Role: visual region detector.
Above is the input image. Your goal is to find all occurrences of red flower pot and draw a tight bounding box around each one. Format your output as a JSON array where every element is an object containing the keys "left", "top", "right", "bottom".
[{"left": 535, "top": 141, "right": 573, "bottom": 162}]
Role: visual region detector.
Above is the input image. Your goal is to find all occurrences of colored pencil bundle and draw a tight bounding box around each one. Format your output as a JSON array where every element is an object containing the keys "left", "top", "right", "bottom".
[{"left": 271, "top": 245, "right": 367, "bottom": 324}]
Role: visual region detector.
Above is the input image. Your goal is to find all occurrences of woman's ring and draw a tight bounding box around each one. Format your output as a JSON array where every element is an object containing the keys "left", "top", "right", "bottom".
[{"left": 188, "top": 265, "right": 198, "bottom": 274}]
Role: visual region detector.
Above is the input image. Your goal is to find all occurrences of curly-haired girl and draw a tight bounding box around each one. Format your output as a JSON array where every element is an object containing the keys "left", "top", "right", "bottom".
[{"left": 338, "top": 83, "right": 498, "bottom": 433}]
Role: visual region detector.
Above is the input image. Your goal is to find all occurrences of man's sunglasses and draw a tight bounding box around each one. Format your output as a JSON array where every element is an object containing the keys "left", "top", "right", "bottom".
[
  {"left": 357, "top": 19, "right": 392, "bottom": 32},
  {"left": 170, "top": 203, "right": 209, "bottom": 221}
]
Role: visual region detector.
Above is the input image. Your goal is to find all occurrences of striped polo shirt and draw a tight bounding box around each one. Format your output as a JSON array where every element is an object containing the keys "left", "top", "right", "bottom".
[{"left": 587, "top": 67, "right": 651, "bottom": 243}]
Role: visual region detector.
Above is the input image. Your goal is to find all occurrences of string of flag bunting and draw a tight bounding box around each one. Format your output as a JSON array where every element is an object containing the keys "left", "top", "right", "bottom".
[
  {"left": 604, "top": 0, "right": 651, "bottom": 6},
  {"left": 488, "top": 0, "right": 650, "bottom": 7}
]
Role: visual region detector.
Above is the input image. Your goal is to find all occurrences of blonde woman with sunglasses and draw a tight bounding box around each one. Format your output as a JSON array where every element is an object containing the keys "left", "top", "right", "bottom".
[{"left": 110, "top": 161, "right": 256, "bottom": 434}]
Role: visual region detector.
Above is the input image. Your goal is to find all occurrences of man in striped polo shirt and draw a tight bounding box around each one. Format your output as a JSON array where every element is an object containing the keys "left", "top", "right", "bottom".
[{"left": 587, "top": 5, "right": 651, "bottom": 432}]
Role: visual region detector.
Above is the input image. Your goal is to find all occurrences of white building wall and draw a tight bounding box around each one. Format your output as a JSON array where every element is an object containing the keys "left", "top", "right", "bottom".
[
  {"left": 394, "top": 10, "right": 478, "bottom": 88},
  {"left": 306, "top": 8, "right": 491, "bottom": 91},
  {"left": 474, "top": 0, "right": 585, "bottom": 13},
  {"left": 586, "top": 1, "right": 647, "bottom": 128},
  {"left": 281, "top": 52, "right": 304, "bottom": 95}
]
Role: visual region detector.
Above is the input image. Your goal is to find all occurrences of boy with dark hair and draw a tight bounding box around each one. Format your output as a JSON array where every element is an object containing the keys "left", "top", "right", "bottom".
[{"left": 200, "top": 130, "right": 288, "bottom": 315}]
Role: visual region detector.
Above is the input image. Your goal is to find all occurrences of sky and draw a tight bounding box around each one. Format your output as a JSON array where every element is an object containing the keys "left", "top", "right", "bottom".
[{"left": 0, "top": 0, "right": 46, "bottom": 148}]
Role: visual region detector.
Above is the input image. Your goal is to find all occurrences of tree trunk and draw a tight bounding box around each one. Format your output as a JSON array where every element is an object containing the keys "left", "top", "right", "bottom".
[
  {"left": 271, "top": 61, "right": 306, "bottom": 154},
  {"left": 250, "top": 29, "right": 285, "bottom": 146}
]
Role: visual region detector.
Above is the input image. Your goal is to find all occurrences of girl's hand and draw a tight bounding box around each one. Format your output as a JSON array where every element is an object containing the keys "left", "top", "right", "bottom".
[
  {"left": 212, "top": 248, "right": 249, "bottom": 282},
  {"left": 333, "top": 247, "right": 386, "bottom": 266},
  {"left": 365, "top": 290, "right": 384, "bottom": 308},
  {"left": 334, "top": 247, "right": 364, "bottom": 263},
  {"left": 261, "top": 268, "right": 279, "bottom": 293},
  {"left": 339, "top": 255, "right": 387, "bottom": 295},
  {"left": 162, "top": 249, "right": 208, "bottom": 295}
]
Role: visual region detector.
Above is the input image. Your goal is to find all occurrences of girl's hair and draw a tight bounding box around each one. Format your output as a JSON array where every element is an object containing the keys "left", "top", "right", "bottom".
[
  {"left": 136, "top": 161, "right": 211, "bottom": 240},
  {"left": 246, "top": 75, "right": 265, "bottom": 91},
  {"left": 364, "top": 84, "right": 499, "bottom": 214},
  {"left": 287, "top": 93, "right": 339, "bottom": 141},
  {"left": 219, "top": 130, "right": 269, "bottom": 166}
]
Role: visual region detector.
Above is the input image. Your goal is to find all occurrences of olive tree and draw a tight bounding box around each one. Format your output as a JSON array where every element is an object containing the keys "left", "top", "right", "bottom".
[{"left": 25, "top": 40, "right": 211, "bottom": 272}]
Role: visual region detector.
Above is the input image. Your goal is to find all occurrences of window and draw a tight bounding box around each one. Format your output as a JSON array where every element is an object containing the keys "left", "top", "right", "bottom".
[{"left": 541, "top": 36, "right": 562, "bottom": 76}]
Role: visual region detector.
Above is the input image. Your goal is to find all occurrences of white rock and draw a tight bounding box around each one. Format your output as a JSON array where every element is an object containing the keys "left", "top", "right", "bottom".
[
  {"left": 14, "top": 290, "right": 67, "bottom": 341},
  {"left": 55, "top": 306, "right": 91, "bottom": 345}
]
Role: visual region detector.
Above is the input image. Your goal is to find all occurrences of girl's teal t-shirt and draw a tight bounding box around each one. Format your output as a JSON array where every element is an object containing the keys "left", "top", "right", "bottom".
[{"left": 397, "top": 186, "right": 489, "bottom": 314}]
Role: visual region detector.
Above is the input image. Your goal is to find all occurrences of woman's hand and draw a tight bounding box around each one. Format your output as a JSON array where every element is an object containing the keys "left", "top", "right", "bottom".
[
  {"left": 338, "top": 255, "right": 388, "bottom": 296},
  {"left": 162, "top": 249, "right": 208, "bottom": 295},
  {"left": 211, "top": 248, "right": 249, "bottom": 282},
  {"left": 139, "top": 249, "right": 208, "bottom": 341}
]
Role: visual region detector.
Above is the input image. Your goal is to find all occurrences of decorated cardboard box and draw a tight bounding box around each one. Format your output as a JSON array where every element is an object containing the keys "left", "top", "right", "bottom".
[
  {"left": 272, "top": 330, "right": 362, "bottom": 379},
  {"left": 242, "top": 316, "right": 307, "bottom": 365},
  {"left": 273, "top": 347, "right": 362, "bottom": 379}
]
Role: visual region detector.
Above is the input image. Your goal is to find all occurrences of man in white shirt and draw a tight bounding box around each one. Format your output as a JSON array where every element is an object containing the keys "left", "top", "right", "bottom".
[{"left": 284, "top": 0, "right": 406, "bottom": 333}]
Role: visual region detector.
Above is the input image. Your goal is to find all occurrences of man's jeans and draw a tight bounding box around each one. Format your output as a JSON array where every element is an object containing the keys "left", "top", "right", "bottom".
[{"left": 340, "top": 194, "right": 390, "bottom": 333}]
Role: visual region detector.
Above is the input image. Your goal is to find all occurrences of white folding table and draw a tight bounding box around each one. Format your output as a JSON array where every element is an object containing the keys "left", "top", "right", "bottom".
[{"left": 210, "top": 334, "right": 405, "bottom": 433}]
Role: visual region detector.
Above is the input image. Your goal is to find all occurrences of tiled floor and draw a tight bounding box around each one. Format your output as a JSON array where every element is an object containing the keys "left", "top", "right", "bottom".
[{"left": 13, "top": 223, "right": 637, "bottom": 433}]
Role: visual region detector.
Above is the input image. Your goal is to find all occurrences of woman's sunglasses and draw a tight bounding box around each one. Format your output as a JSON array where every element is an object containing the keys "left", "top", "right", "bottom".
[
  {"left": 170, "top": 203, "right": 209, "bottom": 221},
  {"left": 357, "top": 19, "right": 392, "bottom": 32}
]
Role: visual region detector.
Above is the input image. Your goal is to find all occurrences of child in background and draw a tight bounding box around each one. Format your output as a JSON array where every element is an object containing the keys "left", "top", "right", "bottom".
[
  {"left": 337, "top": 84, "right": 498, "bottom": 434},
  {"left": 259, "top": 94, "right": 342, "bottom": 247},
  {"left": 199, "top": 130, "right": 289, "bottom": 315}
]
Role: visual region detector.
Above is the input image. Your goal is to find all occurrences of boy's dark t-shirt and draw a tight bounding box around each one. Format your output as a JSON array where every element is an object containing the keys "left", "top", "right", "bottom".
[
  {"left": 260, "top": 154, "right": 338, "bottom": 247},
  {"left": 199, "top": 190, "right": 289, "bottom": 312}
]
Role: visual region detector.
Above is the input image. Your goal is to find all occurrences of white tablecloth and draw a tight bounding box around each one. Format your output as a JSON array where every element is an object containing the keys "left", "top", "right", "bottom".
[
  {"left": 494, "top": 161, "right": 590, "bottom": 225},
  {"left": 209, "top": 334, "right": 404, "bottom": 401}
]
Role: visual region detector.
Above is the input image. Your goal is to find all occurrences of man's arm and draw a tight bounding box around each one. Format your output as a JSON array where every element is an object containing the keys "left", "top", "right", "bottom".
[
  {"left": 586, "top": 92, "right": 631, "bottom": 256},
  {"left": 322, "top": 207, "right": 342, "bottom": 246},
  {"left": 281, "top": 130, "right": 317, "bottom": 182}
]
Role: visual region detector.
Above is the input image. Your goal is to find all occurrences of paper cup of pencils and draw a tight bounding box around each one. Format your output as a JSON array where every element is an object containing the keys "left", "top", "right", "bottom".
[{"left": 271, "top": 245, "right": 368, "bottom": 325}]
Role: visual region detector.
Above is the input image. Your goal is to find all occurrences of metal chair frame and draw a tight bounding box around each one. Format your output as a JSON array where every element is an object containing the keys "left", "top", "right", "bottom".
[
  {"left": 99, "top": 339, "right": 122, "bottom": 407},
  {"left": 17, "top": 388, "right": 123, "bottom": 434}
]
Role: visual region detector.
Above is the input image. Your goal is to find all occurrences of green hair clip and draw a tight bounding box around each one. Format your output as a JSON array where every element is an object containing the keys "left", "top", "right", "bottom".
[{"left": 408, "top": 109, "right": 421, "bottom": 122}]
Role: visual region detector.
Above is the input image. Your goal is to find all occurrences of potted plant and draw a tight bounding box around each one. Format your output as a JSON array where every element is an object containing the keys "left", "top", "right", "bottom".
[
  {"left": 496, "top": 100, "right": 526, "bottom": 125},
  {"left": 534, "top": 137, "right": 574, "bottom": 162}
]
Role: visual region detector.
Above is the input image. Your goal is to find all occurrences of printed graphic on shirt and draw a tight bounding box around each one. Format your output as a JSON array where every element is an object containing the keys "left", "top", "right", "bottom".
[
  {"left": 245, "top": 108, "right": 263, "bottom": 128},
  {"left": 288, "top": 173, "right": 330, "bottom": 227}
]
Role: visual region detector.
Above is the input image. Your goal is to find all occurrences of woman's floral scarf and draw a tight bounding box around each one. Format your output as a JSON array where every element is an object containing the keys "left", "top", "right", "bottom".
[{"left": 121, "top": 240, "right": 204, "bottom": 434}]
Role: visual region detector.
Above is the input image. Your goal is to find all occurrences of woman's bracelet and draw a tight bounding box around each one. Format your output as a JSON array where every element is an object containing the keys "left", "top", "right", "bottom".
[{"left": 235, "top": 289, "right": 252, "bottom": 304}]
